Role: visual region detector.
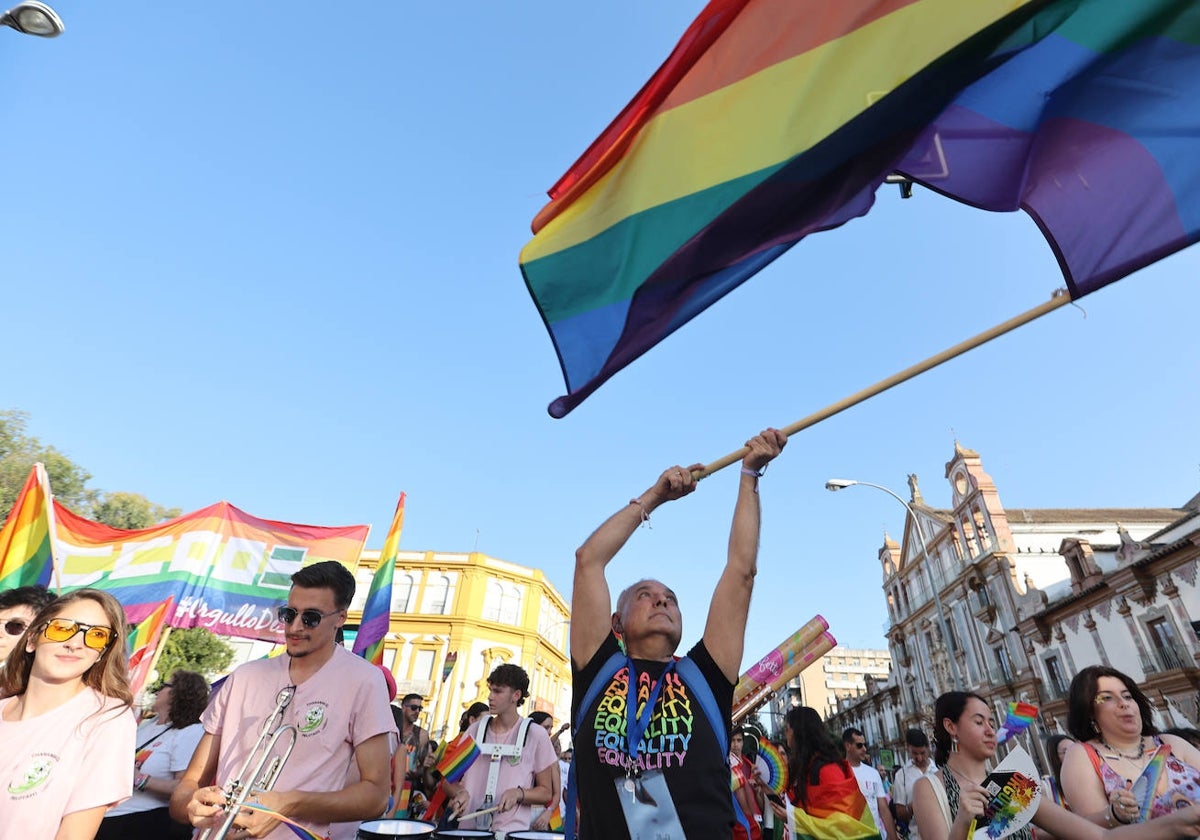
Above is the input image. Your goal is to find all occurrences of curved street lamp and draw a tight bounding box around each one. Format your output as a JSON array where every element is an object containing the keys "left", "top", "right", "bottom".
[
  {"left": 826, "top": 477, "right": 965, "bottom": 691},
  {"left": 1, "top": 2, "right": 64, "bottom": 37}
]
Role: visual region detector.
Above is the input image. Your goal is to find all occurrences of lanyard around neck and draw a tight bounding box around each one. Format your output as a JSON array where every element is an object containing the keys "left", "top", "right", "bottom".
[{"left": 626, "top": 656, "right": 676, "bottom": 762}]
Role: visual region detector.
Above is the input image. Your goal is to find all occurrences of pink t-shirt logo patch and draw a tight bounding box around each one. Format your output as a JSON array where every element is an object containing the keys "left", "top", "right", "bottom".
[
  {"left": 7, "top": 753, "right": 58, "bottom": 798},
  {"left": 299, "top": 702, "right": 328, "bottom": 736}
]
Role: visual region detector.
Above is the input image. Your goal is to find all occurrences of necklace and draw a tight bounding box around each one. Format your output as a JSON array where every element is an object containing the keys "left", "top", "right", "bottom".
[
  {"left": 944, "top": 762, "right": 985, "bottom": 788},
  {"left": 1098, "top": 735, "right": 1146, "bottom": 761}
]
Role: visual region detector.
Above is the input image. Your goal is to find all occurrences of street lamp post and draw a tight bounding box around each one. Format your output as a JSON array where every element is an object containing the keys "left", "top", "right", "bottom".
[
  {"left": 826, "top": 478, "right": 965, "bottom": 691},
  {"left": 1, "top": 2, "right": 64, "bottom": 37}
]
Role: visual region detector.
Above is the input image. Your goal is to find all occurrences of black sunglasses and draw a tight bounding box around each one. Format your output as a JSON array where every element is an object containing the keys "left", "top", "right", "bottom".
[
  {"left": 3, "top": 619, "right": 28, "bottom": 636},
  {"left": 276, "top": 606, "right": 340, "bottom": 629},
  {"left": 406, "top": 704, "right": 423, "bottom": 711},
  {"left": 853, "top": 742, "right": 867, "bottom": 748}
]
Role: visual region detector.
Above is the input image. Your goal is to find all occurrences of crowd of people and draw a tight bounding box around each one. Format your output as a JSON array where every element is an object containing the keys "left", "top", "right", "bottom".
[{"left": 5, "top": 427, "right": 1200, "bottom": 840}]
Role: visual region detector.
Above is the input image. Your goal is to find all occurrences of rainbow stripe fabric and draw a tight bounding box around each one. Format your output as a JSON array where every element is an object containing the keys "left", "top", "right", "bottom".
[
  {"left": 996, "top": 701, "right": 1038, "bottom": 744},
  {"left": 520, "top": 0, "right": 1062, "bottom": 417},
  {"left": 756, "top": 738, "right": 789, "bottom": 796},
  {"left": 896, "top": 0, "right": 1200, "bottom": 297},
  {"left": 352, "top": 492, "right": 405, "bottom": 666},
  {"left": 0, "top": 464, "right": 55, "bottom": 589},
  {"left": 790, "top": 761, "right": 882, "bottom": 840},
  {"left": 436, "top": 732, "right": 481, "bottom": 783},
  {"left": 127, "top": 596, "right": 174, "bottom": 695},
  {"left": 48, "top": 498, "right": 368, "bottom": 638}
]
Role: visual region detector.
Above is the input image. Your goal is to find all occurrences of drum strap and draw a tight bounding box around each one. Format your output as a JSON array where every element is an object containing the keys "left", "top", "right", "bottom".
[{"left": 477, "top": 714, "right": 534, "bottom": 804}]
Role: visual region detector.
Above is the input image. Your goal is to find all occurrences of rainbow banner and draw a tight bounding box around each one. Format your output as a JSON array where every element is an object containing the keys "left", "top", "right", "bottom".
[
  {"left": 520, "top": 0, "right": 1066, "bottom": 416},
  {"left": 0, "top": 464, "right": 56, "bottom": 590},
  {"left": 734, "top": 615, "right": 828, "bottom": 708},
  {"left": 353, "top": 492, "right": 404, "bottom": 666},
  {"left": 127, "top": 596, "right": 174, "bottom": 696},
  {"left": 787, "top": 761, "right": 881, "bottom": 840},
  {"left": 51, "top": 499, "right": 369, "bottom": 639},
  {"left": 437, "top": 732, "right": 481, "bottom": 783}
]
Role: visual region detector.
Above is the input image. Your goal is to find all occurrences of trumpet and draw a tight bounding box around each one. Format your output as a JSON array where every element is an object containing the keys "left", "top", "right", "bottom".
[{"left": 200, "top": 685, "right": 300, "bottom": 840}]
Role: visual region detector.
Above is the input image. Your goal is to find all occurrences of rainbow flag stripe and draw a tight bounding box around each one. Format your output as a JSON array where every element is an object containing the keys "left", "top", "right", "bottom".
[
  {"left": 520, "top": 0, "right": 1061, "bottom": 416},
  {"left": 791, "top": 762, "right": 882, "bottom": 840},
  {"left": 0, "top": 464, "right": 55, "bottom": 589},
  {"left": 127, "top": 597, "right": 174, "bottom": 696},
  {"left": 437, "top": 733, "right": 481, "bottom": 783},
  {"left": 353, "top": 493, "right": 405, "bottom": 666},
  {"left": 897, "top": 0, "right": 1200, "bottom": 298}
]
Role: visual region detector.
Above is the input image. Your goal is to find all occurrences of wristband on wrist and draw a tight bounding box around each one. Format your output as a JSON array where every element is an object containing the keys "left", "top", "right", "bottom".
[
  {"left": 629, "top": 498, "right": 651, "bottom": 527},
  {"left": 517, "top": 785, "right": 526, "bottom": 803},
  {"left": 135, "top": 773, "right": 150, "bottom": 792},
  {"left": 741, "top": 467, "right": 763, "bottom": 477}
]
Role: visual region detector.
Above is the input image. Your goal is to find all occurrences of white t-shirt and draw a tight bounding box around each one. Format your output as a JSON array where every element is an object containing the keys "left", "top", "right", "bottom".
[
  {"left": 893, "top": 759, "right": 939, "bottom": 840},
  {"left": 107, "top": 720, "right": 206, "bottom": 817},
  {"left": 852, "top": 762, "right": 888, "bottom": 833},
  {"left": 0, "top": 687, "right": 137, "bottom": 836},
  {"left": 458, "top": 714, "right": 558, "bottom": 835},
  {"left": 204, "top": 646, "right": 398, "bottom": 840}
]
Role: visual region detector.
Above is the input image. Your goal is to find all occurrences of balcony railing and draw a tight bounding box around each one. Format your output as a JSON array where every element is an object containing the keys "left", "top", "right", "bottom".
[{"left": 1141, "top": 644, "right": 1194, "bottom": 674}]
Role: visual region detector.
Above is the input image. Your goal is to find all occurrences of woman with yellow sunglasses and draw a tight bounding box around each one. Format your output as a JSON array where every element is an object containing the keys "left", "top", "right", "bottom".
[{"left": 0, "top": 588, "right": 137, "bottom": 839}]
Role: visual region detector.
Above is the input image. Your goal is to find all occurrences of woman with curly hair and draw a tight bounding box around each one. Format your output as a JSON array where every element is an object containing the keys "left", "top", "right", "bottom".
[
  {"left": 97, "top": 669, "right": 211, "bottom": 839},
  {"left": 0, "top": 588, "right": 137, "bottom": 839}
]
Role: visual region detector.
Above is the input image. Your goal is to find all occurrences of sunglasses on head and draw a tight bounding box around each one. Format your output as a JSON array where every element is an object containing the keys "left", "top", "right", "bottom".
[
  {"left": 42, "top": 618, "right": 114, "bottom": 651},
  {"left": 276, "top": 606, "right": 339, "bottom": 629},
  {"left": 3, "top": 619, "right": 28, "bottom": 636}
]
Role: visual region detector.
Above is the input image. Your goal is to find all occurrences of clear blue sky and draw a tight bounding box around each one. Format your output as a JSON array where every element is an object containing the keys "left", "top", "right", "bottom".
[{"left": 3, "top": 2, "right": 1198, "bottom": 664}]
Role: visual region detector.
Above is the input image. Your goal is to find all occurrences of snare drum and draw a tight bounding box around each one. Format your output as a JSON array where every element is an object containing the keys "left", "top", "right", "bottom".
[
  {"left": 357, "top": 819, "right": 436, "bottom": 839},
  {"left": 507, "top": 832, "right": 564, "bottom": 839},
  {"left": 432, "top": 830, "right": 496, "bottom": 839}
]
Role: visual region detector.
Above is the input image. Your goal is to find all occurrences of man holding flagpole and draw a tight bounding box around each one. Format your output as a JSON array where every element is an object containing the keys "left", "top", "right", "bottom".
[{"left": 570, "top": 428, "right": 787, "bottom": 840}]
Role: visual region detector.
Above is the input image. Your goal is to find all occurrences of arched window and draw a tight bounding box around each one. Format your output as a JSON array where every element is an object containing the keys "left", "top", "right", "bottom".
[
  {"left": 424, "top": 574, "right": 451, "bottom": 614},
  {"left": 395, "top": 573, "right": 415, "bottom": 613}
]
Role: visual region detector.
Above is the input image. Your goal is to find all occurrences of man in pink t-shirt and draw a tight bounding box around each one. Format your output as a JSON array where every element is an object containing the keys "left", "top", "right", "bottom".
[
  {"left": 171, "top": 561, "right": 397, "bottom": 840},
  {"left": 444, "top": 663, "right": 557, "bottom": 836}
]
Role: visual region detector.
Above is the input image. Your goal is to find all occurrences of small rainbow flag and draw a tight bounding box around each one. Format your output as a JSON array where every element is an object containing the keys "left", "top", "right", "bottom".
[
  {"left": 0, "top": 463, "right": 55, "bottom": 590},
  {"left": 127, "top": 597, "right": 174, "bottom": 697},
  {"left": 437, "top": 732, "right": 481, "bottom": 783},
  {"left": 353, "top": 493, "right": 404, "bottom": 666},
  {"left": 996, "top": 701, "right": 1038, "bottom": 744},
  {"left": 549, "top": 808, "right": 564, "bottom": 832}
]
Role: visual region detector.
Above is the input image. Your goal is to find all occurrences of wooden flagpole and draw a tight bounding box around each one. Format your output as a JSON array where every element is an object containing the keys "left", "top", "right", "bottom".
[{"left": 697, "top": 290, "right": 1072, "bottom": 478}]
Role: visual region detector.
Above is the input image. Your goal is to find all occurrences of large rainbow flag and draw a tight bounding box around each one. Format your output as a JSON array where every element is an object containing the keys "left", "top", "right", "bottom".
[
  {"left": 788, "top": 761, "right": 882, "bottom": 840},
  {"left": 520, "top": 0, "right": 1200, "bottom": 417},
  {"left": 352, "top": 492, "right": 405, "bottom": 666},
  {"left": 0, "top": 463, "right": 56, "bottom": 589}
]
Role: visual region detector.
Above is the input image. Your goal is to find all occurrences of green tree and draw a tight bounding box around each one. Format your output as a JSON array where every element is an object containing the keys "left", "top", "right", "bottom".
[
  {"left": 93, "top": 491, "right": 182, "bottom": 530},
  {"left": 152, "top": 627, "right": 236, "bottom": 686},
  {"left": 0, "top": 410, "right": 96, "bottom": 519},
  {"left": 1, "top": 409, "right": 178, "bottom": 525}
]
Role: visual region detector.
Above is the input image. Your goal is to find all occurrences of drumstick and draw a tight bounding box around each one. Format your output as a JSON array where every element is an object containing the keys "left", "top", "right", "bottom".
[{"left": 456, "top": 803, "right": 502, "bottom": 821}]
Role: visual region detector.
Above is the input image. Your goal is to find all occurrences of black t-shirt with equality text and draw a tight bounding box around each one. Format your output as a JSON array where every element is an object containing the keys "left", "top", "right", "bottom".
[{"left": 572, "top": 632, "right": 735, "bottom": 839}]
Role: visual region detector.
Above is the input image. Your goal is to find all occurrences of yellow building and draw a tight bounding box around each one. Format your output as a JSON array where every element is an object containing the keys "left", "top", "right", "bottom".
[{"left": 348, "top": 549, "right": 571, "bottom": 741}]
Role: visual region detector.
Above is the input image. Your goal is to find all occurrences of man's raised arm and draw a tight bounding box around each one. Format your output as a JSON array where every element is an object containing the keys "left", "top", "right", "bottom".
[
  {"left": 572, "top": 466, "right": 699, "bottom": 668},
  {"left": 704, "top": 428, "right": 787, "bottom": 682}
]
